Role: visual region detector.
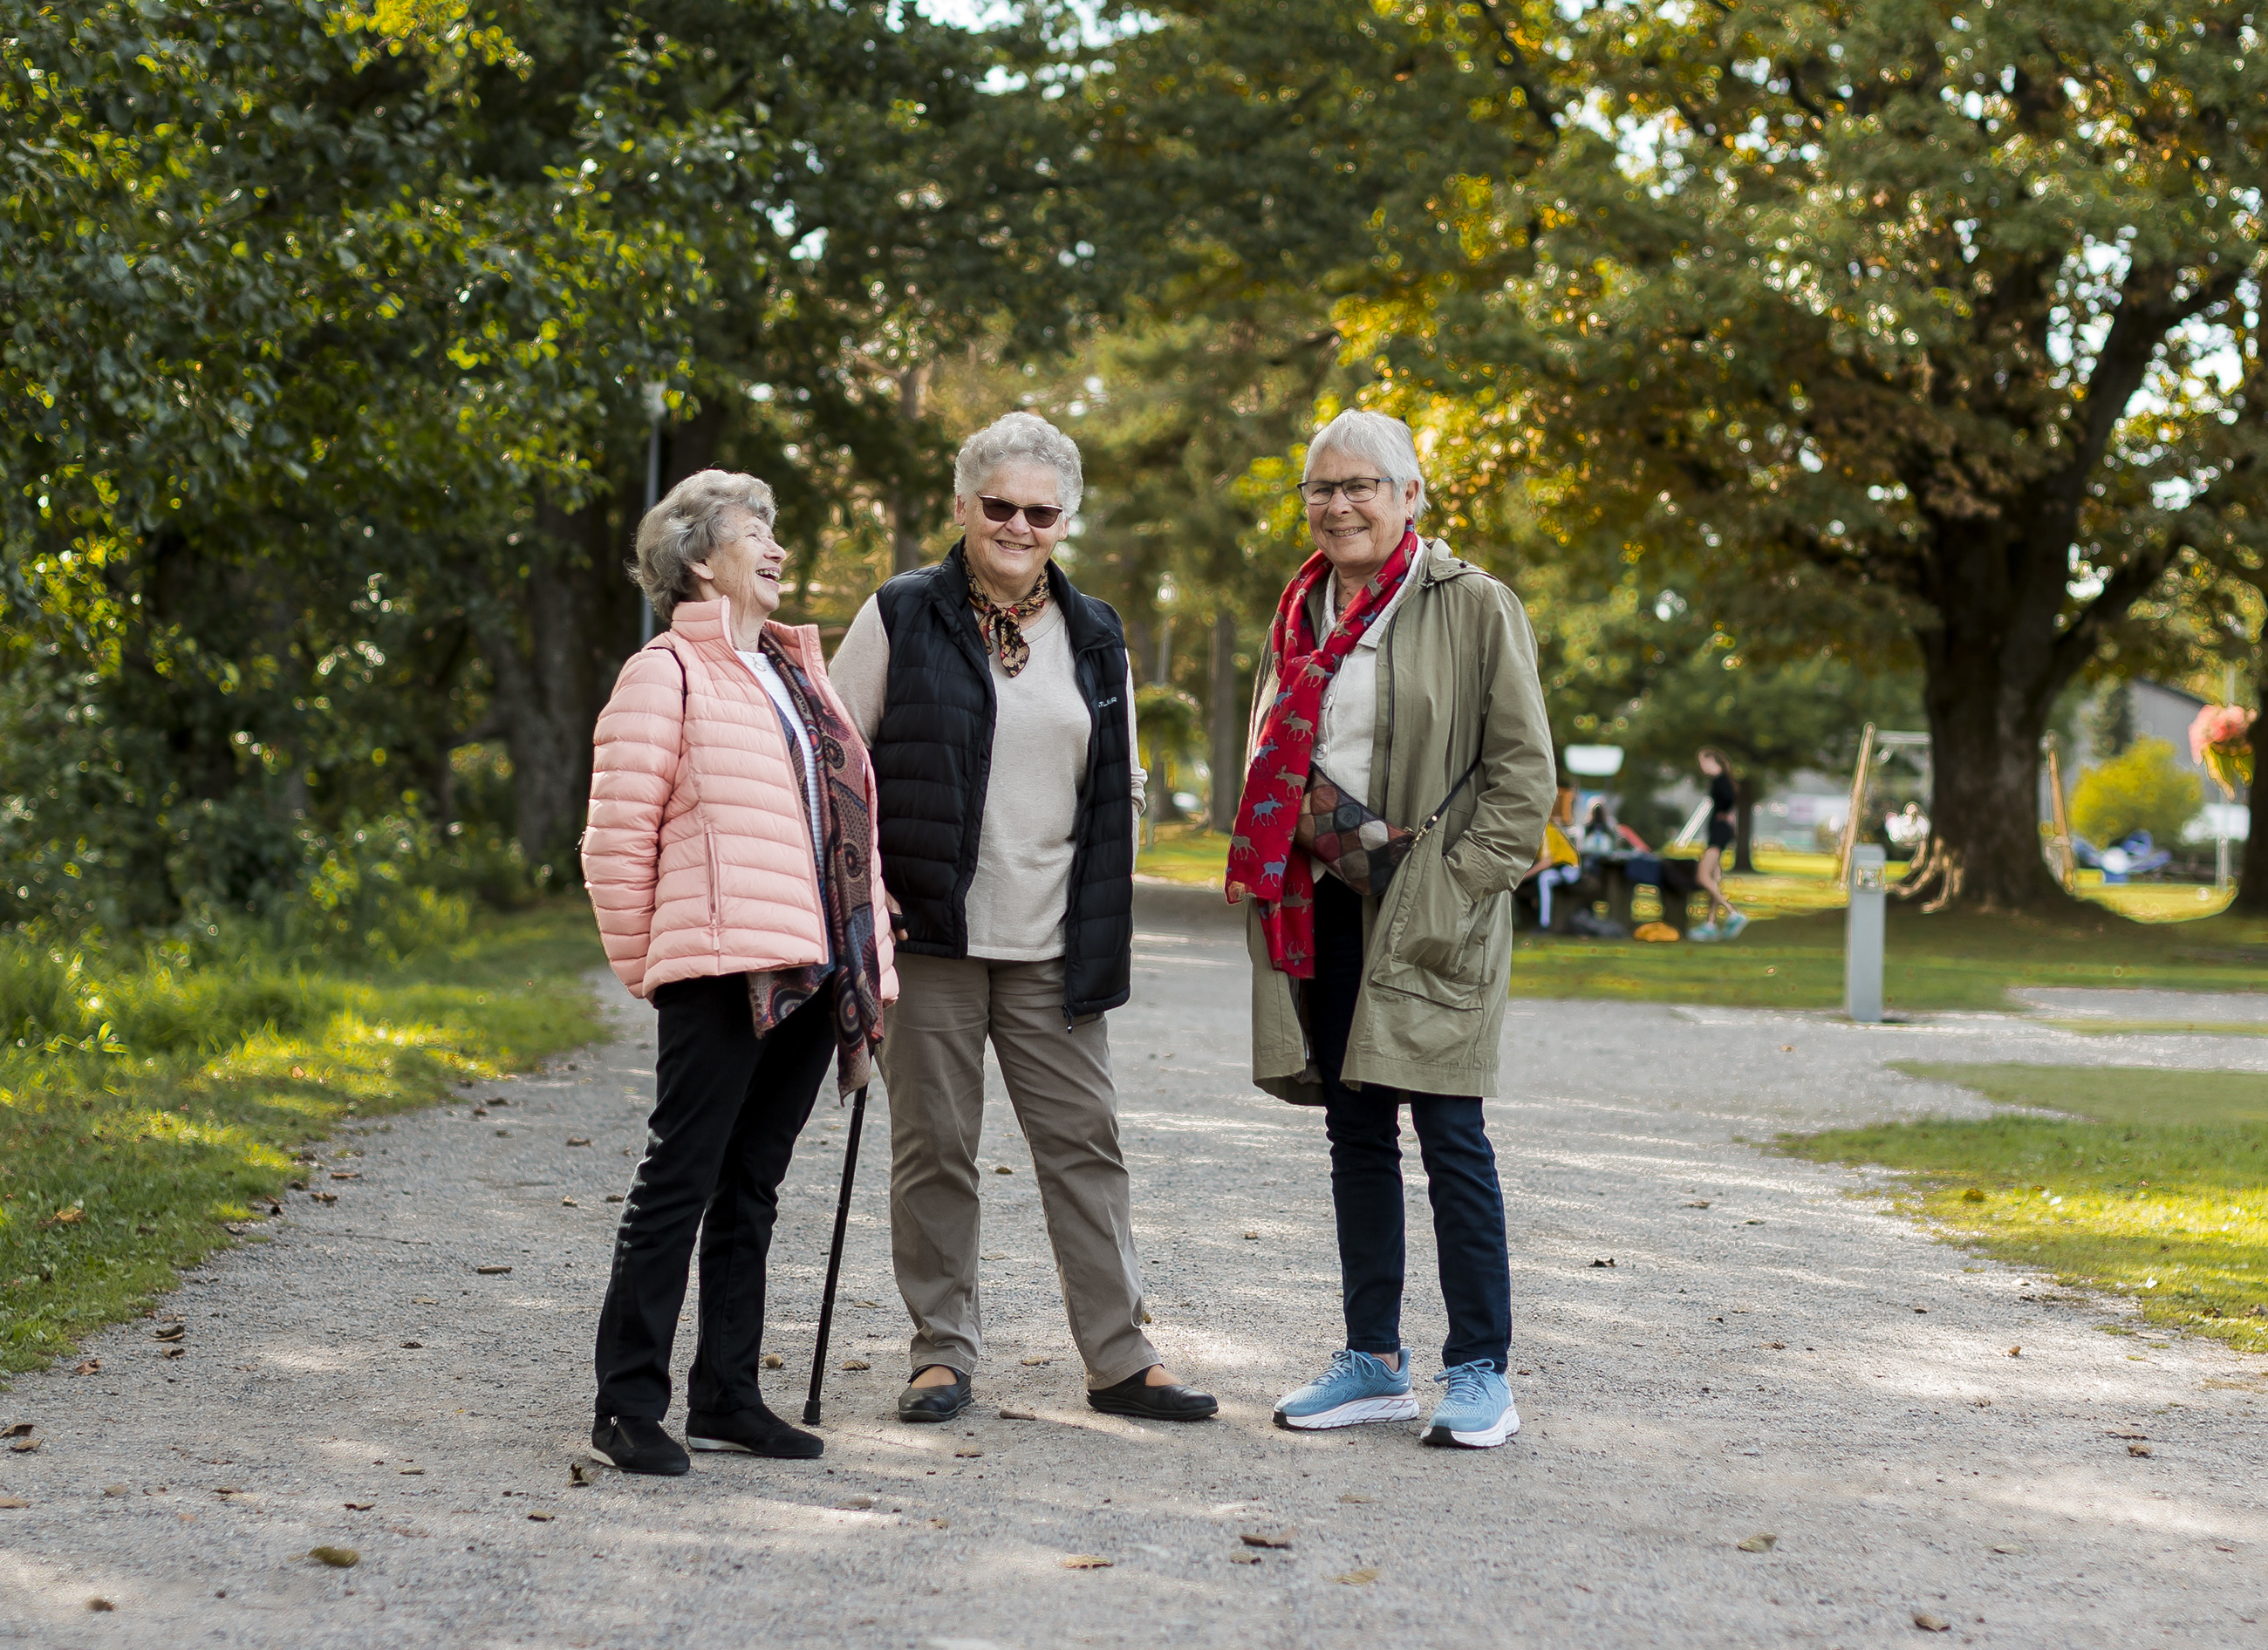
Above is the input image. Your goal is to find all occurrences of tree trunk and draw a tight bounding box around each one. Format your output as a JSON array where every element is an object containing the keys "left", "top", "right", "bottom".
[
  {"left": 1911, "top": 603, "right": 2071, "bottom": 911},
  {"left": 890, "top": 362, "right": 930, "bottom": 575},
  {"left": 1208, "top": 610, "right": 1242, "bottom": 832},
  {"left": 1732, "top": 774, "right": 1758, "bottom": 873},
  {"left": 2235, "top": 652, "right": 2268, "bottom": 916}
]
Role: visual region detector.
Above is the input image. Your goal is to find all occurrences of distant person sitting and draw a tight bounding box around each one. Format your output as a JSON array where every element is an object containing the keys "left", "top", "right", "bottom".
[
  {"left": 1579, "top": 802, "right": 1620, "bottom": 858},
  {"left": 1690, "top": 748, "right": 1747, "bottom": 942}
]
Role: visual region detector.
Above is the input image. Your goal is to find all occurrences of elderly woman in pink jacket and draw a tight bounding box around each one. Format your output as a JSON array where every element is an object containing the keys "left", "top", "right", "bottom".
[{"left": 579, "top": 469, "right": 896, "bottom": 1476}]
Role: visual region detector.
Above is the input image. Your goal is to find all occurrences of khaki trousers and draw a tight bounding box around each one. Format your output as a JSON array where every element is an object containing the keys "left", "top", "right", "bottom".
[{"left": 880, "top": 953, "right": 1157, "bottom": 1389}]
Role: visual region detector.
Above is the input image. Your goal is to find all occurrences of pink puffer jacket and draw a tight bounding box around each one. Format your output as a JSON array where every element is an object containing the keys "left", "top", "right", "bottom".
[{"left": 580, "top": 598, "right": 897, "bottom": 1002}]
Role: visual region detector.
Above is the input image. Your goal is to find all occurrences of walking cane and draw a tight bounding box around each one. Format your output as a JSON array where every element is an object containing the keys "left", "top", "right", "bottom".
[{"left": 803, "top": 1083, "right": 870, "bottom": 1427}]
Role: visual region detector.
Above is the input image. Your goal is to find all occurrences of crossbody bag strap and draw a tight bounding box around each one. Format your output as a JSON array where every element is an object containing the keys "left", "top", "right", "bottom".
[{"left": 1411, "top": 754, "right": 1484, "bottom": 845}]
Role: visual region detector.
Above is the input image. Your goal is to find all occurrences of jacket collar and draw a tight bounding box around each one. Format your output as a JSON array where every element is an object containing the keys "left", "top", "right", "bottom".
[{"left": 666, "top": 597, "right": 823, "bottom": 669}]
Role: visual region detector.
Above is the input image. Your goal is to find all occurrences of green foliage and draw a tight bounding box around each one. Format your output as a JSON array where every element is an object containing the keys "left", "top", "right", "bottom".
[
  {"left": 2071, "top": 737, "right": 2204, "bottom": 848},
  {"left": 0, "top": 901, "right": 604, "bottom": 1376},
  {"left": 1784, "top": 1063, "right": 2268, "bottom": 1353}
]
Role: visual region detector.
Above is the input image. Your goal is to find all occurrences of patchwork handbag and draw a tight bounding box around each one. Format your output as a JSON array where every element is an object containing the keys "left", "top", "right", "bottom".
[
  {"left": 1294, "top": 768, "right": 1414, "bottom": 897},
  {"left": 1294, "top": 759, "right": 1485, "bottom": 897}
]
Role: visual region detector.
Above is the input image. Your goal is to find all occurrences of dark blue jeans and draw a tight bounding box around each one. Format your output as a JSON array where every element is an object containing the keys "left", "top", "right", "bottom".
[{"left": 1310, "top": 874, "right": 1512, "bottom": 1373}]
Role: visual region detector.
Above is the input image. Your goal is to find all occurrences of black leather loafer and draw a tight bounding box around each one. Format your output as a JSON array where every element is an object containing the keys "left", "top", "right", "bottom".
[
  {"left": 1085, "top": 1368, "right": 1219, "bottom": 1422},
  {"left": 896, "top": 1367, "right": 972, "bottom": 1423},
  {"left": 686, "top": 1403, "right": 823, "bottom": 1459},
  {"left": 590, "top": 1415, "right": 691, "bottom": 1476}
]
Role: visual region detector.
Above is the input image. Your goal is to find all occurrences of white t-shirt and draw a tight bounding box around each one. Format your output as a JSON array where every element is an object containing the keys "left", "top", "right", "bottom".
[{"left": 737, "top": 648, "right": 829, "bottom": 965}]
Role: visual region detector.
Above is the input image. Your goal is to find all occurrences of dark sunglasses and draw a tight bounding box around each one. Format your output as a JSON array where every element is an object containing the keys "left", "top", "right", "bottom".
[{"left": 978, "top": 495, "right": 1064, "bottom": 530}]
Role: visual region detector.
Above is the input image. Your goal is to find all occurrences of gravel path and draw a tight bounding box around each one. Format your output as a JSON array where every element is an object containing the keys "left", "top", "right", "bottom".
[{"left": 3, "top": 886, "right": 2263, "bottom": 1647}]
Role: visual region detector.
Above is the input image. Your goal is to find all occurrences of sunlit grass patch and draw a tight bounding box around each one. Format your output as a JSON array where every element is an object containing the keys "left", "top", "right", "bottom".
[
  {"left": 1137, "top": 822, "right": 1231, "bottom": 887},
  {"left": 0, "top": 901, "right": 606, "bottom": 1377},
  {"left": 1780, "top": 1062, "right": 2268, "bottom": 1354}
]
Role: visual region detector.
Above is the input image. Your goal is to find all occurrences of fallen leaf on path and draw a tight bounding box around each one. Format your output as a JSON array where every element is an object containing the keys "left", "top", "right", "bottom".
[
  {"left": 1913, "top": 1612, "right": 1950, "bottom": 1632},
  {"left": 560, "top": 1197, "right": 577, "bottom": 1208},
  {"left": 1744, "top": 1218, "right": 1765, "bottom": 1225},
  {"left": 527, "top": 1510, "right": 555, "bottom": 1522},
  {"left": 1062, "top": 1555, "right": 1111, "bottom": 1569},
  {"left": 1242, "top": 1231, "right": 1260, "bottom": 1240},
  {"left": 851, "top": 1299, "right": 879, "bottom": 1307},
  {"left": 1684, "top": 1201, "right": 1710, "bottom": 1209},
  {"left": 841, "top": 1360, "right": 871, "bottom": 1371},
  {"left": 1230, "top": 1551, "right": 1260, "bottom": 1565},
  {"left": 1779, "top": 1044, "right": 1793, "bottom": 1052},
  {"left": 605, "top": 1195, "right": 625, "bottom": 1203},
  {"left": 307, "top": 1546, "right": 359, "bottom": 1568},
  {"left": 992, "top": 1165, "right": 1014, "bottom": 1176},
  {"left": 344, "top": 1502, "right": 374, "bottom": 1510},
  {"left": 980, "top": 1252, "right": 1007, "bottom": 1260},
  {"left": 836, "top": 1496, "right": 875, "bottom": 1510},
  {"left": 412, "top": 1297, "right": 438, "bottom": 1305},
  {"left": 495, "top": 1128, "right": 511, "bottom": 1137},
  {"left": 953, "top": 1448, "right": 982, "bottom": 1458},
  {"left": 1990, "top": 1544, "right": 2021, "bottom": 1555},
  {"left": 566, "top": 1138, "right": 591, "bottom": 1148},
  {"left": 1590, "top": 1258, "right": 1616, "bottom": 1268},
  {"left": 1912, "top": 1306, "right": 1930, "bottom": 1313},
  {"left": 2106, "top": 1429, "right": 2147, "bottom": 1439},
  {"left": 154, "top": 1322, "right": 185, "bottom": 1341},
  {"left": 73, "top": 1360, "right": 100, "bottom": 1375},
  {"left": 1736, "top": 1533, "right": 1778, "bottom": 1552},
  {"left": 1021, "top": 1356, "right": 1051, "bottom": 1367},
  {"left": 328, "top": 1171, "right": 360, "bottom": 1182},
  {"left": 2128, "top": 1443, "right": 2153, "bottom": 1457},
  {"left": 43, "top": 1206, "right": 85, "bottom": 1227},
  {"left": 1336, "top": 1568, "right": 1378, "bottom": 1585},
  {"left": 400, "top": 1340, "right": 423, "bottom": 1349},
  {"left": 0, "top": 1497, "right": 27, "bottom": 1509},
  {"left": 1240, "top": 1530, "right": 1295, "bottom": 1549},
  {"left": 310, "top": 1192, "right": 338, "bottom": 1204},
  {"left": 998, "top": 1408, "right": 1037, "bottom": 1422},
  {"left": 2005, "top": 1347, "right": 2021, "bottom": 1357},
  {"left": 86, "top": 1597, "right": 114, "bottom": 1612},
  {"left": 398, "top": 1468, "right": 423, "bottom": 1476},
  {"left": 475, "top": 1265, "right": 512, "bottom": 1275},
  {"left": 761, "top": 1353, "right": 783, "bottom": 1370},
  {"left": 103, "top": 1485, "right": 129, "bottom": 1497},
  {"left": 569, "top": 1463, "right": 592, "bottom": 1487}
]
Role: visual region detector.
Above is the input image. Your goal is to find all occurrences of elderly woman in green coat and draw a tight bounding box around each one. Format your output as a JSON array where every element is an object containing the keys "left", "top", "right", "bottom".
[{"left": 1226, "top": 409, "right": 1554, "bottom": 1449}]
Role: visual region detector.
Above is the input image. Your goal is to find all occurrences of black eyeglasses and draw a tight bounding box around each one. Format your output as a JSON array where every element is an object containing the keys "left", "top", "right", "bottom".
[
  {"left": 1297, "top": 477, "right": 1386, "bottom": 506},
  {"left": 979, "top": 495, "right": 1065, "bottom": 530}
]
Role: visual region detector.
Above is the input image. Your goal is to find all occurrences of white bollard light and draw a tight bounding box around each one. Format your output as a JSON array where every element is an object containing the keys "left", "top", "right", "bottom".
[{"left": 1845, "top": 844, "right": 1887, "bottom": 1024}]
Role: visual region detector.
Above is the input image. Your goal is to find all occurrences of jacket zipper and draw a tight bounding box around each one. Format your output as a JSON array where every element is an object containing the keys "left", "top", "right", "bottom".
[{"left": 703, "top": 822, "right": 722, "bottom": 950}]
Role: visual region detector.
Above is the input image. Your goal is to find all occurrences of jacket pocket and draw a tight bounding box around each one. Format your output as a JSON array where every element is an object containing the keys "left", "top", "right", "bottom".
[
  {"left": 702, "top": 823, "right": 722, "bottom": 950},
  {"left": 1369, "top": 835, "right": 1504, "bottom": 1010}
]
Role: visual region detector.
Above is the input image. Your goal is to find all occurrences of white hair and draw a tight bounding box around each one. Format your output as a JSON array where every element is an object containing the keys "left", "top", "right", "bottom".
[
  {"left": 632, "top": 469, "right": 775, "bottom": 622},
  {"left": 1303, "top": 409, "right": 1427, "bottom": 519},
  {"left": 953, "top": 411, "right": 1083, "bottom": 515}
]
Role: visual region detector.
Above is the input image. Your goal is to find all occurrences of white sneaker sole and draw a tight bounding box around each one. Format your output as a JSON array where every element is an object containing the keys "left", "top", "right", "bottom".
[
  {"left": 685, "top": 1435, "right": 753, "bottom": 1453},
  {"left": 1272, "top": 1394, "right": 1420, "bottom": 1431},
  {"left": 1422, "top": 1407, "right": 1520, "bottom": 1449}
]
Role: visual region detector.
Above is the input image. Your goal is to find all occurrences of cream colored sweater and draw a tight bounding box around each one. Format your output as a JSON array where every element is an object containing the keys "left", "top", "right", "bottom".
[{"left": 830, "top": 594, "right": 1144, "bottom": 962}]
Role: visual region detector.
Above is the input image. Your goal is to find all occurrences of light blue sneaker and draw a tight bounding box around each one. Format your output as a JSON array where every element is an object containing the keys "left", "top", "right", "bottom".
[
  {"left": 1721, "top": 911, "right": 1750, "bottom": 940},
  {"left": 1273, "top": 1348, "right": 1418, "bottom": 1431},
  {"left": 1423, "top": 1361, "right": 1519, "bottom": 1449},
  {"left": 1688, "top": 921, "right": 1720, "bottom": 943}
]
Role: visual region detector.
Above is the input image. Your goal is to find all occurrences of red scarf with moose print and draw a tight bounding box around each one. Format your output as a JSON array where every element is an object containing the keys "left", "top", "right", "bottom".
[{"left": 1226, "top": 528, "right": 1419, "bottom": 976}]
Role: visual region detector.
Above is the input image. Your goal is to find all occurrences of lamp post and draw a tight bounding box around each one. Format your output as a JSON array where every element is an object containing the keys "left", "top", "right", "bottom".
[{"left": 639, "top": 382, "right": 667, "bottom": 644}]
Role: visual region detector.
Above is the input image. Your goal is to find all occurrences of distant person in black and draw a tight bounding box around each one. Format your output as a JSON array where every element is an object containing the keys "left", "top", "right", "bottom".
[{"left": 1692, "top": 748, "right": 1747, "bottom": 941}]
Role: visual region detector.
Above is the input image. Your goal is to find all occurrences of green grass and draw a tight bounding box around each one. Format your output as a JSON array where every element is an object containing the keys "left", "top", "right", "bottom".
[
  {"left": 1780, "top": 1062, "right": 2268, "bottom": 1354},
  {"left": 0, "top": 902, "right": 606, "bottom": 1377},
  {"left": 1508, "top": 903, "right": 2268, "bottom": 1011},
  {"left": 1137, "top": 822, "right": 1233, "bottom": 886},
  {"left": 2043, "top": 1020, "right": 2268, "bottom": 1038}
]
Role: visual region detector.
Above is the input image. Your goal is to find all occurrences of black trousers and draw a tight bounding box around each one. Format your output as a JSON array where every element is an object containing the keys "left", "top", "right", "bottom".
[
  {"left": 1310, "top": 874, "right": 1513, "bottom": 1372},
  {"left": 592, "top": 972, "right": 837, "bottom": 1421}
]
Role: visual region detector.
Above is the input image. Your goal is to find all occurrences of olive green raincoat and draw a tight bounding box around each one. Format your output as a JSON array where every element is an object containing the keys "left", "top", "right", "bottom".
[{"left": 1244, "top": 539, "right": 1554, "bottom": 1103}]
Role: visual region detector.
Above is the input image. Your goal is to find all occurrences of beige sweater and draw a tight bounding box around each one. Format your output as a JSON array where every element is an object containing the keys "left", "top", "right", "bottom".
[{"left": 831, "top": 594, "right": 1144, "bottom": 962}]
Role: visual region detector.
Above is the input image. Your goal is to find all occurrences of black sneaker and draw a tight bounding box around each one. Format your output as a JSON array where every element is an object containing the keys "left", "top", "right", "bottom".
[
  {"left": 686, "top": 1402, "right": 823, "bottom": 1460},
  {"left": 590, "top": 1415, "right": 690, "bottom": 1476},
  {"left": 896, "top": 1367, "right": 973, "bottom": 1423}
]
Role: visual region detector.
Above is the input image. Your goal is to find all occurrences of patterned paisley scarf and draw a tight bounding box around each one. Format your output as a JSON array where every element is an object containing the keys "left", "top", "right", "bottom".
[
  {"left": 745, "top": 633, "right": 886, "bottom": 1095},
  {"left": 967, "top": 554, "right": 1051, "bottom": 676},
  {"left": 1225, "top": 528, "right": 1420, "bottom": 977}
]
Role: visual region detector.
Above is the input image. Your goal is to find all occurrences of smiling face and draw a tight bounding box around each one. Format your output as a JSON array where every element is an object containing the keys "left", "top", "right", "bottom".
[
  {"left": 1304, "top": 447, "right": 1421, "bottom": 588},
  {"left": 688, "top": 507, "right": 784, "bottom": 623},
  {"left": 953, "top": 460, "right": 1069, "bottom": 605}
]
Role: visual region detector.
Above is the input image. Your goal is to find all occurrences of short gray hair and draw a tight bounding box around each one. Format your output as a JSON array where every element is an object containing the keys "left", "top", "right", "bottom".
[
  {"left": 953, "top": 411, "right": 1083, "bottom": 515},
  {"left": 1303, "top": 409, "right": 1427, "bottom": 519},
  {"left": 632, "top": 470, "right": 775, "bottom": 623}
]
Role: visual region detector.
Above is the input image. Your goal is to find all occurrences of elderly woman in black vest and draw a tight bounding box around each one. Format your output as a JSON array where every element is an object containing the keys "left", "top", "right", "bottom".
[{"left": 830, "top": 411, "right": 1216, "bottom": 1425}]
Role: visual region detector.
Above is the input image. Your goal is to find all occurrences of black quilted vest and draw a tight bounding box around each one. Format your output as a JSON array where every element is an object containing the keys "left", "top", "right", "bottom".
[{"left": 870, "top": 543, "right": 1135, "bottom": 1019}]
